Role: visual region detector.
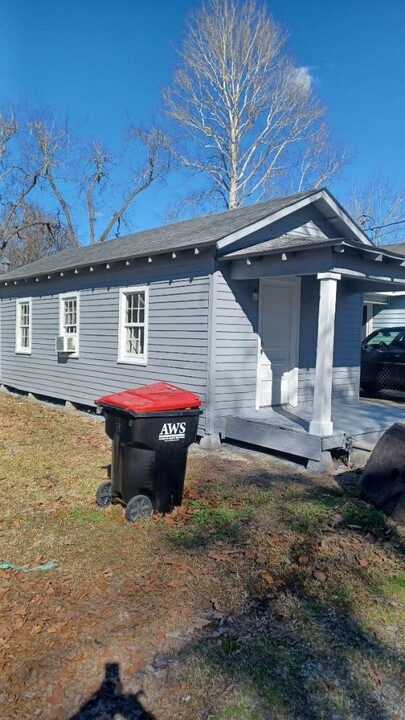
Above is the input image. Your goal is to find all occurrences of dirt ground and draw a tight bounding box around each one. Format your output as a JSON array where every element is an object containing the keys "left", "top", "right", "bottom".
[{"left": 0, "top": 391, "right": 404, "bottom": 720}]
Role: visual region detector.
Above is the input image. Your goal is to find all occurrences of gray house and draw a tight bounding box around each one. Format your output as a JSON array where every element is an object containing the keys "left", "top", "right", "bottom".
[{"left": 1, "top": 187, "right": 405, "bottom": 467}]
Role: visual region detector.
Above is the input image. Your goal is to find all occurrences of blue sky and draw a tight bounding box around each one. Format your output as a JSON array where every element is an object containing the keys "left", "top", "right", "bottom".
[{"left": 1, "top": 0, "right": 405, "bottom": 240}]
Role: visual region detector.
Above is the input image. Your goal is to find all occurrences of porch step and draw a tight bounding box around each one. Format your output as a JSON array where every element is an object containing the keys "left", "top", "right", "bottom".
[{"left": 224, "top": 415, "right": 322, "bottom": 461}]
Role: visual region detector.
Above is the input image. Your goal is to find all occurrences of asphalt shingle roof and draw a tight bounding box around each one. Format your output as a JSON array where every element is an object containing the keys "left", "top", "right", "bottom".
[
  {"left": 380, "top": 242, "right": 405, "bottom": 256},
  {"left": 221, "top": 233, "right": 335, "bottom": 257},
  {"left": 0, "top": 188, "right": 319, "bottom": 281}
]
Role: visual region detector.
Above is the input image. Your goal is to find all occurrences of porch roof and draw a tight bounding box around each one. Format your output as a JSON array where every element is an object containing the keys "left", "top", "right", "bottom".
[{"left": 221, "top": 237, "right": 405, "bottom": 292}]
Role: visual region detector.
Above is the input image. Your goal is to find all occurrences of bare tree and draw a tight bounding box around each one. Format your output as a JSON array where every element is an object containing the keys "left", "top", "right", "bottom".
[
  {"left": 347, "top": 176, "right": 405, "bottom": 245},
  {"left": 0, "top": 112, "right": 45, "bottom": 252},
  {"left": 34, "top": 118, "right": 171, "bottom": 245},
  {"left": 5, "top": 202, "right": 76, "bottom": 269},
  {"left": 85, "top": 140, "right": 110, "bottom": 245},
  {"left": 0, "top": 107, "right": 171, "bottom": 256},
  {"left": 295, "top": 122, "right": 350, "bottom": 192},
  {"left": 164, "top": 0, "right": 346, "bottom": 210},
  {"left": 87, "top": 127, "right": 171, "bottom": 244},
  {"left": 32, "top": 118, "right": 78, "bottom": 246}
]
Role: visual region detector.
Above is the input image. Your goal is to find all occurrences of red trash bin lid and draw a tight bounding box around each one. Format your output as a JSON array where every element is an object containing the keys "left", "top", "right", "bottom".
[{"left": 95, "top": 382, "right": 201, "bottom": 414}]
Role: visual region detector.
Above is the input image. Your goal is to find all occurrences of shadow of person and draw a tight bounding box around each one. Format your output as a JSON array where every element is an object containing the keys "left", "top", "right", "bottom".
[{"left": 67, "top": 662, "right": 156, "bottom": 719}]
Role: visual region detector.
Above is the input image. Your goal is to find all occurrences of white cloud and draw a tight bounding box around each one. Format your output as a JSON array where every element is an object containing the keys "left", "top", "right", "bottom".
[{"left": 293, "top": 66, "right": 313, "bottom": 93}]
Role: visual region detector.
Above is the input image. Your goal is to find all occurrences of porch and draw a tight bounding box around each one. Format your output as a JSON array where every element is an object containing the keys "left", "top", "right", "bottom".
[
  {"left": 224, "top": 397, "right": 405, "bottom": 462},
  {"left": 217, "top": 231, "right": 405, "bottom": 456}
]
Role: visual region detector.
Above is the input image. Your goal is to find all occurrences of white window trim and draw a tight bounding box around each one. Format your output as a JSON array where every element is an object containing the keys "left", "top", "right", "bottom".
[
  {"left": 15, "top": 297, "right": 32, "bottom": 355},
  {"left": 117, "top": 285, "right": 149, "bottom": 365},
  {"left": 59, "top": 292, "right": 80, "bottom": 358}
]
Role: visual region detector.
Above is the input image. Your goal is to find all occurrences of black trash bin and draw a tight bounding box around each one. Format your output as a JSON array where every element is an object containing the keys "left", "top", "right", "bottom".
[{"left": 95, "top": 382, "right": 202, "bottom": 522}]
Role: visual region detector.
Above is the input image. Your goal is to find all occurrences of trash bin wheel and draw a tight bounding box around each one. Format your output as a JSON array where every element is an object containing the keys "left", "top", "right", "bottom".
[
  {"left": 96, "top": 481, "right": 113, "bottom": 507},
  {"left": 125, "top": 494, "right": 153, "bottom": 522}
]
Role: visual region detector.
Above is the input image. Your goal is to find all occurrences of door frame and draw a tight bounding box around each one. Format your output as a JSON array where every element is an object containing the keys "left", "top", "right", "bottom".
[{"left": 256, "top": 277, "right": 301, "bottom": 409}]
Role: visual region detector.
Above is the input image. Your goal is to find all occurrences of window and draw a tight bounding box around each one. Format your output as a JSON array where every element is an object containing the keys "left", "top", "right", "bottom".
[
  {"left": 59, "top": 293, "right": 79, "bottom": 356},
  {"left": 118, "top": 286, "right": 148, "bottom": 364},
  {"left": 363, "top": 328, "right": 405, "bottom": 350},
  {"left": 15, "top": 298, "right": 32, "bottom": 354}
]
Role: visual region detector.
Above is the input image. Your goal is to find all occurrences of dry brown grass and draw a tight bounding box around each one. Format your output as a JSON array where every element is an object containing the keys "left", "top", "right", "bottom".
[{"left": 0, "top": 391, "right": 404, "bottom": 720}]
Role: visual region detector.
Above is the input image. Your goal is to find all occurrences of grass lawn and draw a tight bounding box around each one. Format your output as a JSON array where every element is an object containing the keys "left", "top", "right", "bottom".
[{"left": 0, "top": 391, "right": 404, "bottom": 720}]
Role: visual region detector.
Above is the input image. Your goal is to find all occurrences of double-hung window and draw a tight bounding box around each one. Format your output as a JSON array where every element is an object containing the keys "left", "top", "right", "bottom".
[
  {"left": 15, "top": 298, "right": 32, "bottom": 354},
  {"left": 118, "top": 286, "right": 148, "bottom": 364},
  {"left": 59, "top": 292, "right": 79, "bottom": 356}
]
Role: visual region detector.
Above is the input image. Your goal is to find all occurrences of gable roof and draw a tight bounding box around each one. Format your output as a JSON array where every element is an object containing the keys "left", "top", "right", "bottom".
[{"left": 0, "top": 187, "right": 369, "bottom": 282}]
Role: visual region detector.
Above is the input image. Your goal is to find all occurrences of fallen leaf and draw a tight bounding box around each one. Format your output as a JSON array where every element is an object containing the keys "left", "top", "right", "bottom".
[
  {"left": 313, "top": 570, "right": 326, "bottom": 582},
  {"left": 191, "top": 617, "right": 211, "bottom": 630},
  {"left": 168, "top": 579, "right": 186, "bottom": 589},
  {"left": 298, "top": 555, "right": 309, "bottom": 565},
  {"left": 259, "top": 571, "right": 275, "bottom": 585},
  {"left": 47, "top": 621, "right": 67, "bottom": 634},
  {"left": 31, "top": 623, "right": 44, "bottom": 636},
  {"left": 49, "top": 682, "right": 65, "bottom": 706},
  {"left": 208, "top": 551, "right": 230, "bottom": 562},
  {"left": 358, "top": 558, "right": 369, "bottom": 568},
  {"left": 268, "top": 533, "right": 283, "bottom": 544}
]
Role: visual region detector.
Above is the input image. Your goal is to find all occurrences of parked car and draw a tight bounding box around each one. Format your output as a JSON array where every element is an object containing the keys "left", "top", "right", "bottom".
[{"left": 361, "top": 326, "right": 405, "bottom": 394}]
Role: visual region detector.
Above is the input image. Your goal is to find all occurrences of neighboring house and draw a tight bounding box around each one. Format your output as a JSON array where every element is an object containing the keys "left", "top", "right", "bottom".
[
  {"left": 363, "top": 243, "right": 405, "bottom": 335},
  {"left": 1, "top": 187, "right": 405, "bottom": 468}
]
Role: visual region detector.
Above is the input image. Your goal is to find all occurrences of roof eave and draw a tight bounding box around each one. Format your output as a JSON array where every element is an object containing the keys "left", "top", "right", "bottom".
[
  {"left": 0, "top": 242, "right": 216, "bottom": 285},
  {"left": 220, "top": 238, "right": 405, "bottom": 264}
]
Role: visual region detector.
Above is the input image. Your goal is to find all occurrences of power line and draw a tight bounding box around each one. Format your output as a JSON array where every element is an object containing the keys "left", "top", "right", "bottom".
[{"left": 368, "top": 218, "right": 405, "bottom": 232}]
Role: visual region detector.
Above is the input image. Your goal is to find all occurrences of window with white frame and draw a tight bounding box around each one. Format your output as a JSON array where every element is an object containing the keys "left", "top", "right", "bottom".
[
  {"left": 59, "top": 293, "right": 79, "bottom": 355},
  {"left": 15, "top": 298, "right": 32, "bottom": 354},
  {"left": 118, "top": 286, "right": 148, "bottom": 364}
]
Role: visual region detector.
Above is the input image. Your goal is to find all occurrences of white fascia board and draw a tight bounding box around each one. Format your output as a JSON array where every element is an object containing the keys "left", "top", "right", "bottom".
[
  {"left": 364, "top": 293, "right": 390, "bottom": 304},
  {"left": 216, "top": 191, "right": 325, "bottom": 250},
  {"left": 315, "top": 190, "right": 372, "bottom": 245}
]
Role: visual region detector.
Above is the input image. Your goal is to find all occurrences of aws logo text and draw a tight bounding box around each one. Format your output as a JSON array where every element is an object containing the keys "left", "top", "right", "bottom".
[{"left": 159, "top": 421, "right": 186, "bottom": 442}]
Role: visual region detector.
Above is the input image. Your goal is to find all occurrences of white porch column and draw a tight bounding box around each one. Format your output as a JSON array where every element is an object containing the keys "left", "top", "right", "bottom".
[{"left": 309, "top": 272, "right": 341, "bottom": 437}]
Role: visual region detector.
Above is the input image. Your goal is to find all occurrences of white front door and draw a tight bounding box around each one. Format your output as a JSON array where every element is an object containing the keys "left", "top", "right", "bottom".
[{"left": 258, "top": 278, "right": 301, "bottom": 407}]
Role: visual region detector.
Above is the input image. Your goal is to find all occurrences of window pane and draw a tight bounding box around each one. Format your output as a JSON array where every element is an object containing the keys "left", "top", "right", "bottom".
[
  {"left": 62, "top": 297, "right": 77, "bottom": 336},
  {"left": 122, "top": 290, "right": 146, "bottom": 359},
  {"left": 365, "top": 330, "right": 401, "bottom": 348},
  {"left": 125, "top": 326, "right": 144, "bottom": 355},
  {"left": 126, "top": 292, "right": 144, "bottom": 325},
  {"left": 21, "top": 327, "right": 29, "bottom": 347},
  {"left": 17, "top": 301, "right": 30, "bottom": 350}
]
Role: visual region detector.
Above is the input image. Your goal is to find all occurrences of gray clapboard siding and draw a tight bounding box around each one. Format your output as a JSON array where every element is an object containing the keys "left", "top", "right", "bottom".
[
  {"left": 0, "top": 255, "right": 212, "bottom": 430},
  {"left": 372, "top": 296, "right": 405, "bottom": 329},
  {"left": 212, "top": 268, "right": 259, "bottom": 432}
]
